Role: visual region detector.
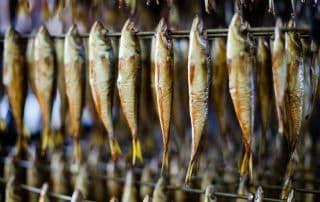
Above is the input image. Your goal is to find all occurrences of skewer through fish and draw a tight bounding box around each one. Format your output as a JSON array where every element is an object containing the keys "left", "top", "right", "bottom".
[
  {"left": 34, "top": 26, "right": 56, "bottom": 153},
  {"left": 154, "top": 18, "right": 174, "bottom": 174},
  {"left": 185, "top": 16, "right": 210, "bottom": 184},
  {"left": 3, "top": 27, "right": 28, "bottom": 154},
  {"left": 117, "top": 19, "right": 143, "bottom": 165},
  {"left": 64, "top": 25, "right": 86, "bottom": 161},
  {"left": 227, "top": 13, "right": 255, "bottom": 178},
  {"left": 89, "top": 21, "right": 122, "bottom": 160}
]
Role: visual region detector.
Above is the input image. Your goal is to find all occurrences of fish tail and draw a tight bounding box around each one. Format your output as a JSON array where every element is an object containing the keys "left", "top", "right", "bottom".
[
  {"left": 132, "top": 136, "right": 143, "bottom": 165},
  {"left": 0, "top": 119, "right": 6, "bottom": 131},
  {"left": 17, "top": 0, "right": 31, "bottom": 16},
  {"left": 73, "top": 137, "right": 81, "bottom": 162},
  {"left": 16, "top": 134, "right": 27, "bottom": 155},
  {"left": 41, "top": 0, "right": 50, "bottom": 20},
  {"left": 238, "top": 146, "right": 252, "bottom": 179},
  {"left": 41, "top": 131, "right": 50, "bottom": 155},
  {"left": 185, "top": 159, "right": 195, "bottom": 184},
  {"left": 161, "top": 147, "right": 169, "bottom": 175},
  {"left": 109, "top": 137, "right": 122, "bottom": 160}
]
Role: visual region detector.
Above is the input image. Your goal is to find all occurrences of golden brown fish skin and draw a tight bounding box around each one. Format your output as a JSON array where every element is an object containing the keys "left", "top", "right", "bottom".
[
  {"left": 54, "top": 38, "right": 68, "bottom": 135},
  {"left": 3, "top": 27, "right": 28, "bottom": 153},
  {"left": 121, "top": 170, "right": 138, "bottom": 202},
  {"left": 34, "top": 26, "right": 56, "bottom": 153},
  {"left": 256, "top": 37, "right": 272, "bottom": 137},
  {"left": 117, "top": 19, "right": 143, "bottom": 165},
  {"left": 152, "top": 177, "right": 169, "bottom": 202},
  {"left": 26, "top": 38, "right": 36, "bottom": 94},
  {"left": 271, "top": 20, "right": 286, "bottom": 137},
  {"left": 284, "top": 22, "right": 304, "bottom": 155},
  {"left": 185, "top": 15, "right": 210, "bottom": 184},
  {"left": 64, "top": 25, "right": 86, "bottom": 161},
  {"left": 227, "top": 13, "right": 255, "bottom": 178},
  {"left": 89, "top": 21, "right": 122, "bottom": 159},
  {"left": 210, "top": 38, "right": 228, "bottom": 143},
  {"left": 154, "top": 19, "right": 174, "bottom": 174}
]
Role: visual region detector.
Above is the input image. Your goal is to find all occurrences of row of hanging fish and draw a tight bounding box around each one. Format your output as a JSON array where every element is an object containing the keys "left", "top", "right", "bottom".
[{"left": 3, "top": 11, "right": 320, "bottom": 198}]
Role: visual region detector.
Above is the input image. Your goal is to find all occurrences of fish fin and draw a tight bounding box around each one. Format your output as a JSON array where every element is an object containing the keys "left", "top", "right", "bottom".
[
  {"left": 17, "top": 0, "right": 31, "bottom": 16},
  {"left": 41, "top": 0, "right": 50, "bottom": 20},
  {"left": 161, "top": 147, "right": 169, "bottom": 175},
  {"left": 41, "top": 131, "right": 49, "bottom": 155},
  {"left": 185, "top": 160, "right": 195, "bottom": 184},
  {"left": 238, "top": 146, "right": 252, "bottom": 178},
  {"left": 132, "top": 137, "right": 143, "bottom": 165},
  {"left": 109, "top": 137, "right": 122, "bottom": 160},
  {"left": 0, "top": 119, "right": 6, "bottom": 131},
  {"left": 73, "top": 138, "right": 81, "bottom": 162}
]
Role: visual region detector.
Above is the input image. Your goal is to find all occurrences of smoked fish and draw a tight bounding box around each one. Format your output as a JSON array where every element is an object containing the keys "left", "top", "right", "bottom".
[
  {"left": 185, "top": 15, "right": 210, "bottom": 184},
  {"left": 271, "top": 19, "right": 286, "bottom": 137},
  {"left": 154, "top": 18, "right": 174, "bottom": 174},
  {"left": 34, "top": 26, "right": 56, "bottom": 153},
  {"left": 227, "top": 13, "right": 255, "bottom": 178},
  {"left": 89, "top": 21, "right": 122, "bottom": 159},
  {"left": 117, "top": 19, "right": 143, "bottom": 165},
  {"left": 3, "top": 27, "right": 28, "bottom": 153},
  {"left": 283, "top": 21, "right": 305, "bottom": 155},
  {"left": 122, "top": 170, "right": 138, "bottom": 202},
  {"left": 64, "top": 25, "right": 86, "bottom": 161}
]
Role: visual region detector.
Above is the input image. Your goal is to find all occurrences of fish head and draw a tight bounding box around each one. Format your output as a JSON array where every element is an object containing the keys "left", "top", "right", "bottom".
[
  {"left": 66, "top": 24, "right": 83, "bottom": 49},
  {"left": 155, "top": 18, "right": 172, "bottom": 51},
  {"left": 121, "top": 19, "right": 138, "bottom": 39},
  {"left": 230, "top": 13, "right": 249, "bottom": 37},
  {"left": 191, "top": 15, "right": 204, "bottom": 33},
  {"left": 5, "top": 27, "right": 20, "bottom": 44},
  {"left": 36, "top": 25, "right": 52, "bottom": 48},
  {"left": 90, "top": 20, "right": 108, "bottom": 40}
]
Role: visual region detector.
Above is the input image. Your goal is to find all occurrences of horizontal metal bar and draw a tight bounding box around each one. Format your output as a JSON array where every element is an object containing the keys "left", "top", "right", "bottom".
[
  {"left": 0, "top": 177, "right": 94, "bottom": 202},
  {"left": 0, "top": 27, "right": 311, "bottom": 42}
]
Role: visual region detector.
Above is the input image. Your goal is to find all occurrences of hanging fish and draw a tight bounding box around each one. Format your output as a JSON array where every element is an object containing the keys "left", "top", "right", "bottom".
[
  {"left": 227, "top": 13, "right": 255, "bottom": 178},
  {"left": 271, "top": 19, "right": 286, "bottom": 137},
  {"left": 121, "top": 170, "right": 138, "bottom": 202},
  {"left": 210, "top": 38, "right": 229, "bottom": 146},
  {"left": 38, "top": 183, "right": 49, "bottom": 202},
  {"left": 310, "top": 41, "right": 319, "bottom": 108},
  {"left": 74, "top": 164, "right": 90, "bottom": 200},
  {"left": 283, "top": 20, "right": 305, "bottom": 155},
  {"left": 154, "top": 18, "right": 173, "bottom": 174},
  {"left": 89, "top": 21, "right": 122, "bottom": 159},
  {"left": 5, "top": 176, "right": 22, "bottom": 202},
  {"left": 51, "top": 152, "right": 70, "bottom": 202},
  {"left": 34, "top": 25, "right": 56, "bottom": 153},
  {"left": 256, "top": 37, "right": 272, "bottom": 157},
  {"left": 254, "top": 186, "right": 264, "bottom": 202},
  {"left": 152, "top": 177, "right": 169, "bottom": 202},
  {"left": 54, "top": 38, "right": 68, "bottom": 137},
  {"left": 117, "top": 19, "right": 143, "bottom": 165},
  {"left": 71, "top": 189, "right": 84, "bottom": 202},
  {"left": 3, "top": 27, "right": 28, "bottom": 154},
  {"left": 64, "top": 25, "right": 86, "bottom": 160},
  {"left": 185, "top": 15, "right": 210, "bottom": 184}
]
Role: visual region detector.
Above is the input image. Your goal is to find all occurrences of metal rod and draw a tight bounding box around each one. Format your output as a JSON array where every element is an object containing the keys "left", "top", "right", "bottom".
[
  {"left": 0, "top": 177, "right": 94, "bottom": 202},
  {"left": 0, "top": 27, "right": 310, "bottom": 42}
]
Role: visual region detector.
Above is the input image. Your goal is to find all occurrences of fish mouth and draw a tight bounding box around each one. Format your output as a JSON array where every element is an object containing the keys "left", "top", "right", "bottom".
[
  {"left": 230, "top": 12, "right": 249, "bottom": 35},
  {"left": 123, "top": 19, "right": 139, "bottom": 34},
  {"left": 5, "top": 27, "right": 17, "bottom": 39},
  {"left": 191, "top": 15, "right": 204, "bottom": 33},
  {"left": 91, "top": 20, "right": 108, "bottom": 35},
  {"left": 67, "top": 24, "right": 79, "bottom": 37},
  {"left": 157, "top": 18, "right": 168, "bottom": 33}
]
